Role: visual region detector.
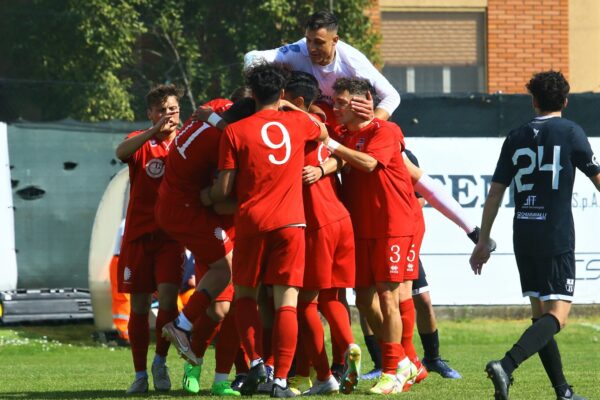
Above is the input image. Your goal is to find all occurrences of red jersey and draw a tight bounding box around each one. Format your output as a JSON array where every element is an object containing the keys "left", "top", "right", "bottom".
[
  {"left": 219, "top": 109, "right": 321, "bottom": 238},
  {"left": 159, "top": 121, "right": 221, "bottom": 206},
  {"left": 303, "top": 141, "right": 349, "bottom": 231},
  {"left": 122, "top": 130, "right": 174, "bottom": 242},
  {"left": 335, "top": 119, "right": 416, "bottom": 239}
]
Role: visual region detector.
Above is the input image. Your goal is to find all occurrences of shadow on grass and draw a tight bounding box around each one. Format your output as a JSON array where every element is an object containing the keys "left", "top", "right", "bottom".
[{"left": 0, "top": 389, "right": 201, "bottom": 399}]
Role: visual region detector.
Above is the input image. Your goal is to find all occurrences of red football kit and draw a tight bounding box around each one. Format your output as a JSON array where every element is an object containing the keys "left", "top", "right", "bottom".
[
  {"left": 219, "top": 109, "right": 321, "bottom": 287},
  {"left": 156, "top": 120, "right": 234, "bottom": 266},
  {"left": 302, "top": 140, "right": 355, "bottom": 290},
  {"left": 335, "top": 119, "right": 417, "bottom": 287},
  {"left": 118, "top": 130, "right": 184, "bottom": 293}
]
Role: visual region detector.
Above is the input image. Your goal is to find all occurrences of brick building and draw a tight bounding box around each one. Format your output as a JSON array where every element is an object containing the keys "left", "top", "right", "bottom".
[{"left": 374, "top": 0, "right": 600, "bottom": 94}]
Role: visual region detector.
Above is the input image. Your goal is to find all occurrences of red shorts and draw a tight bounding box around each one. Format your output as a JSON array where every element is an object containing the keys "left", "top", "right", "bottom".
[
  {"left": 118, "top": 232, "right": 185, "bottom": 293},
  {"left": 304, "top": 217, "right": 355, "bottom": 290},
  {"left": 355, "top": 236, "right": 414, "bottom": 288},
  {"left": 405, "top": 221, "right": 425, "bottom": 281},
  {"left": 233, "top": 227, "right": 305, "bottom": 288},
  {"left": 195, "top": 261, "right": 235, "bottom": 302},
  {"left": 156, "top": 201, "right": 234, "bottom": 265}
]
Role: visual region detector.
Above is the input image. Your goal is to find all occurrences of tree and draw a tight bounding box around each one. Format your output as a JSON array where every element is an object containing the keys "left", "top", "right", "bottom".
[{"left": 0, "top": 0, "right": 380, "bottom": 122}]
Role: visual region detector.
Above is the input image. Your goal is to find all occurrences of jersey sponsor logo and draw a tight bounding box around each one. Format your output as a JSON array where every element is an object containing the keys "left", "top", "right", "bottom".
[
  {"left": 566, "top": 278, "right": 574, "bottom": 293},
  {"left": 213, "top": 227, "right": 229, "bottom": 242},
  {"left": 406, "top": 262, "right": 414, "bottom": 272},
  {"left": 532, "top": 128, "right": 539, "bottom": 137},
  {"left": 356, "top": 138, "right": 366, "bottom": 152},
  {"left": 390, "top": 265, "right": 399, "bottom": 274},
  {"left": 289, "top": 44, "right": 300, "bottom": 52},
  {"left": 516, "top": 211, "right": 547, "bottom": 221},
  {"left": 146, "top": 158, "right": 165, "bottom": 178},
  {"left": 279, "top": 46, "right": 289, "bottom": 54},
  {"left": 124, "top": 266, "right": 132, "bottom": 281}
]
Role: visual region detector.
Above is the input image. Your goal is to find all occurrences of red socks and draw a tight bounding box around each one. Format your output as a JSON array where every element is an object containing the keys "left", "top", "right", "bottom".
[
  {"left": 399, "top": 299, "right": 418, "bottom": 363},
  {"left": 234, "top": 297, "right": 263, "bottom": 361},
  {"left": 273, "top": 306, "right": 298, "bottom": 379},
  {"left": 234, "top": 347, "right": 249, "bottom": 374},
  {"left": 128, "top": 312, "right": 150, "bottom": 372},
  {"left": 182, "top": 290, "right": 211, "bottom": 322},
  {"left": 215, "top": 309, "right": 240, "bottom": 374},
  {"left": 318, "top": 288, "right": 354, "bottom": 364},
  {"left": 298, "top": 301, "right": 330, "bottom": 381},
  {"left": 381, "top": 341, "right": 403, "bottom": 375},
  {"left": 191, "top": 311, "right": 222, "bottom": 358},
  {"left": 155, "top": 308, "right": 178, "bottom": 357}
]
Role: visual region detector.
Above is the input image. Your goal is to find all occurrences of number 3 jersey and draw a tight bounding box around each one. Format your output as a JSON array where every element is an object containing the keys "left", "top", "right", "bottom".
[
  {"left": 219, "top": 109, "right": 321, "bottom": 238},
  {"left": 493, "top": 116, "right": 600, "bottom": 255}
]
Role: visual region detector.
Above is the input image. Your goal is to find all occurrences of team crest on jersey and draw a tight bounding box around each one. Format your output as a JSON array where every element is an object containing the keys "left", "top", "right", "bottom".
[
  {"left": 214, "top": 227, "right": 229, "bottom": 242},
  {"left": 146, "top": 158, "right": 165, "bottom": 178},
  {"left": 565, "top": 278, "right": 574, "bottom": 293},
  {"left": 356, "top": 138, "right": 366, "bottom": 151},
  {"left": 279, "top": 46, "right": 289, "bottom": 54},
  {"left": 124, "top": 266, "right": 132, "bottom": 281}
]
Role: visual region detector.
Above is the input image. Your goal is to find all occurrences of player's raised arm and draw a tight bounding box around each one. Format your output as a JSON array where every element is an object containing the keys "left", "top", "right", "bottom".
[{"left": 116, "top": 111, "right": 177, "bottom": 161}]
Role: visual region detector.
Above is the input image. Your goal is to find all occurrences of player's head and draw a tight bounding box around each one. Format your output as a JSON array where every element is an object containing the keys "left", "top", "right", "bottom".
[
  {"left": 244, "top": 63, "right": 289, "bottom": 107},
  {"left": 305, "top": 11, "right": 339, "bottom": 66},
  {"left": 526, "top": 71, "right": 569, "bottom": 113},
  {"left": 332, "top": 77, "right": 371, "bottom": 126},
  {"left": 284, "top": 71, "right": 321, "bottom": 111},
  {"left": 222, "top": 98, "right": 256, "bottom": 123},
  {"left": 146, "top": 84, "right": 182, "bottom": 134},
  {"left": 229, "top": 86, "right": 253, "bottom": 103}
]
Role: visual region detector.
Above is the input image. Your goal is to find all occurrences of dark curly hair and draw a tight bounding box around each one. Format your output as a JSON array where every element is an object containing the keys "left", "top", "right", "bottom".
[
  {"left": 285, "top": 71, "right": 321, "bottom": 108},
  {"left": 526, "top": 71, "right": 570, "bottom": 112},
  {"left": 146, "top": 84, "right": 183, "bottom": 109},
  {"left": 305, "top": 10, "right": 338, "bottom": 32},
  {"left": 244, "top": 63, "right": 290, "bottom": 105},
  {"left": 332, "top": 77, "right": 371, "bottom": 97}
]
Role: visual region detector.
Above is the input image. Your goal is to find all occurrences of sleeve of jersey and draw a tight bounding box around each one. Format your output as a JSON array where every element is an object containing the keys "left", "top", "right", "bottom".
[
  {"left": 304, "top": 114, "right": 322, "bottom": 141},
  {"left": 365, "top": 125, "right": 396, "bottom": 167},
  {"left": 218, "top": 127, "right": 238, "bottom": 170},
  {"left": 352, "top": 53, "right": 401, "bottom": 115},
  {"left": 492, "top": 135, "right": 516, "bottom": 185},
  {"left": 244, "top": 44, "right": 305, "bottom": 69},
  {"left": 571, "top": 126, "right": 600, "bottom": 177}
]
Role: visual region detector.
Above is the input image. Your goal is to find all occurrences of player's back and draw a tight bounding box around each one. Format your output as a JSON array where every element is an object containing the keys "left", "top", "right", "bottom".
[
  {"left": 160, "top": 120, "right": 221, "bottom": 205},
  {"left": 497, "top": 116, "right": 592, "bottom": 254},
  {"left": 220, "top": 109, "right": 320, "bottom": 237}
]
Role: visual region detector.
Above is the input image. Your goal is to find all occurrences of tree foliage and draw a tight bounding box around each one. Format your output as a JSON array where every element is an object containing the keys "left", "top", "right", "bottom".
[{"left": 0, "top": 0, "right": 380, "bottom": 122}]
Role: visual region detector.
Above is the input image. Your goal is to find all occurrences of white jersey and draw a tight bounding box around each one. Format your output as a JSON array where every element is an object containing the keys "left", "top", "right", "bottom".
[{"left": 244, "top": 38, "right": 400, "bottom": 116}]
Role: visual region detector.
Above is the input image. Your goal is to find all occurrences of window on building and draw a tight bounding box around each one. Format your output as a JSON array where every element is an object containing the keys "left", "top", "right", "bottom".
[{"left": 381, "top": 11, "right": 486, "bottom": 94}]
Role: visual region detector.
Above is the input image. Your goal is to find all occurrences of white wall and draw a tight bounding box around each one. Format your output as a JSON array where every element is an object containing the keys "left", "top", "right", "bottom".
[{"left": 0, "top": 122, "right": 18, "bottom": 290}]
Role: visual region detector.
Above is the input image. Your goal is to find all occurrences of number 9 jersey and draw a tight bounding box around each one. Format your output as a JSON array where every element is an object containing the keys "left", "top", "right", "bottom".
[
  {"left": 218, "top": 109, "right": 321, "bottom": 238},
  {"left": 492, "top": 116, "right": 600, "bottom": 256}
]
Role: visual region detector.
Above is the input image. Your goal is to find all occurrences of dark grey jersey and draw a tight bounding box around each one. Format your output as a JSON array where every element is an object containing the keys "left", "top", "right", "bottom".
[{"left": 492, "top": 116, "right": 600, "bottom": 256}]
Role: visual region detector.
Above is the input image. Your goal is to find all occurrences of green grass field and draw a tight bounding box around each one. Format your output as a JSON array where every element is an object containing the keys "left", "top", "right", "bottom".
[{"left": 0, "top": 317, "right": 598, "bottom": 399}]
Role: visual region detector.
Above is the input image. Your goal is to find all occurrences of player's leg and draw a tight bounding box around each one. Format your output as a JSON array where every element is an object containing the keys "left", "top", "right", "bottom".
[
  {"left": 127, "top": 292, "right": 152, "bottom": 394},
  {"left": 397, "top": 280, "right": 422, "bottom": 391},
  {"left": 358, "top": 313, "right": 382, "bottom": 380},
  {"left": 210, "top": 302, "right": 242, "bottom": 396},
  {"left": 256, "top": 285, "right": 275, "bottom": 393}
]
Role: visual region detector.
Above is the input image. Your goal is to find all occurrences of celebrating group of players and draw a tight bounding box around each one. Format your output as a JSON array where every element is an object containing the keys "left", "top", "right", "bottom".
[{"left": 115, "top": 10, "right": 493, "bottom": 399}]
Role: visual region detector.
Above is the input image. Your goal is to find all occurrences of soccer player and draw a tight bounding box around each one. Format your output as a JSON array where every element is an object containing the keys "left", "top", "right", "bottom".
[
  {"left": 203, "top": 63, "right": 328, "bottom": 398},
  {"left": 283, "top": 71, "right": 360, "bottom": 395},
  {"left": 115, "top": 84, "right": 185, "bottom": 394},
  {"left": 156, "top": 98, "right": 254, "bottom": 396},
  {"left": 244, "top": 10, "right": 400, "bottom": 122},
  {"left": 471, "top": 71, "right": 600, "bottom": 400},
  {"left": 323, "top": 77, "right": 419, "bottom": 395}
]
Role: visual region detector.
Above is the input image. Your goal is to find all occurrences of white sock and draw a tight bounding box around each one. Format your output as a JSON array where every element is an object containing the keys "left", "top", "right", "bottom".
[
  {"left": 214, "top": 373, "right": 229, "bottom": 383},
  {"left": 274, "top": 378, "right": 287, "bottom": 388},
  {"left": 250, "top": 358, "right": 263, "bottom": 368},
  {"left": 176, "top": 313, "right": 193, "bottom": 331},
  {"left": 397, "top": 357, "right": 410, "bottom": 371}
]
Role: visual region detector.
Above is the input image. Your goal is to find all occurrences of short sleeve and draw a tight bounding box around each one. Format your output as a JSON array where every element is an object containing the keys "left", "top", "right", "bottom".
[
  {"left": 571, "top": 125, "right": 600, "bottom": 177},
  {"left": 218, "top": 127, "right": 238, "bottom": 170},
  {"left": 304, "top": 113, "right": 322, "bottom": 141},
  {"left": 492, "top": 133, "right": 516, "bottom": 185}
]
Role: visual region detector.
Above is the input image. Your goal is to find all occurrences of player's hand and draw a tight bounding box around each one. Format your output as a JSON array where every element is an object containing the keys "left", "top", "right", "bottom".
[
  {"left": 150, "top": 111, "right": 178, "bottom": 135},
  {"left": 278, "top": 99, "right": 300, "bottom": 112},
  {"left": 308, "top": 103, "right": 327, "bottom": 122},
  {"left": 469, "top": 241, "right": 492, "bottom": 275},
  {"left": 302, "top": 165, "right": 323, "bottom": 185},
  {"left": 191, "top": 106, "right": 214, "bottom": 122},
  {"left": 350, "top": 91, "right": 375, "bottom": 121}
]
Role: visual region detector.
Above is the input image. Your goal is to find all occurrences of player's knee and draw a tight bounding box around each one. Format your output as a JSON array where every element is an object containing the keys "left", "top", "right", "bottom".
[{"left": 208, "top": 301, "right": 230, "bottom": 322}]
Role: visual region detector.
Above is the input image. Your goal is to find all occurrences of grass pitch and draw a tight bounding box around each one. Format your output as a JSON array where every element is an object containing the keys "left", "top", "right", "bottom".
[{"left": 0, "top": 317, "right": 598, "bottom": 399}]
